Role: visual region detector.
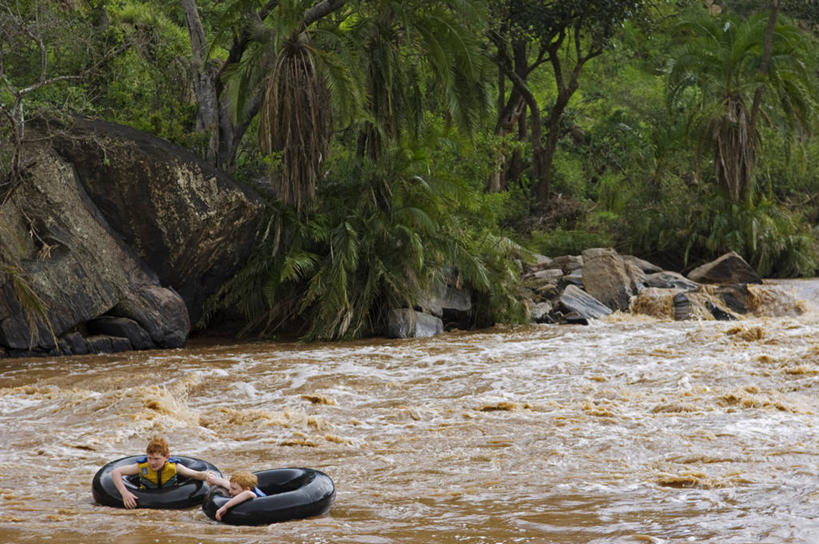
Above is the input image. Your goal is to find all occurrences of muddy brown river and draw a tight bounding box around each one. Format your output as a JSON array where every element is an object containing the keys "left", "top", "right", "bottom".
[{"left": 1, "top": 281, "right": 817, "bottom": 543}]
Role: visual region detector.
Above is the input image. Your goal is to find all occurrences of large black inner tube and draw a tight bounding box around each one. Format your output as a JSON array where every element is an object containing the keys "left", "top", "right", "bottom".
[
  {"left": 92, "top": 455, "right": 221, "bottom": 509},
  {"left": 202, "top": 467, "right": 335, "bottom": 525}
]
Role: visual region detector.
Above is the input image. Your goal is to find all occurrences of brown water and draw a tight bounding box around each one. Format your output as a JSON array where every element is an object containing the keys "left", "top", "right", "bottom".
[{"left": 1, "top": 282, "right": 818, "bottom": 543}]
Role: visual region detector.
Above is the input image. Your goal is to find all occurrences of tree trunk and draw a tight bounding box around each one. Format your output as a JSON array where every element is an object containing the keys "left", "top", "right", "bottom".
[
  {"left": 508, "top": 76, "right": 545, "bottom": 207},
  {"left": 508, "top": 110, "right": 527, "bottom": 184},
  {"left": 181, "top": 0, "right": 220, "bottom": 165},
  {"left": 487, "top": 40, "right": 528, "bottom": 193},
  {"left": 488, "top": 90, "right": 525, "bottom": 193},
  {"left": 180, "top": 0, "right": 274, "bottom": 169},
  {"left": 533, "top": 29, "right": 601, "bottom": 211}
]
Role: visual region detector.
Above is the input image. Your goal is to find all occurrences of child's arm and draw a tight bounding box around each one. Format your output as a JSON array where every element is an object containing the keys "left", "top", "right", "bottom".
[
  {"left": 111, "top": 463, "right": 140, "bottom": 509},
  {"left": 215, "top": 489, "right": 255, "bottom": 521},
  {"left": 176, "top": 464, "right": 211, "bottom": 481},
  {"left": 206, "top": 473, "right": 230, "bottom": 488}
]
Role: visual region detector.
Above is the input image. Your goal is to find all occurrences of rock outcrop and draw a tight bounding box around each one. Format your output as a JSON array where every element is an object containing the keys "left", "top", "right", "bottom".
[
  {"left": 51, "top": 118, "right": 264, "bottom": 325},
  {"left": 413, "top": 248, "right": 806, "bottom": 338},
  {"left": 581, "top": 248, "right": 635, "bottom": 312},
  {"left": 686, "top": 250, "right": 763, "bottom": 285},
  {"left": 387, "top": 249, "right": 794, "bottom": 338},
  {"left": 0, "top": 119, "right": 263, "bottom": 357},
  {"left": 387, "top": 270, "right": 473, "bottom": 338},
  {"left": 521, "top": 249, "right": 799, "bottom": 325}
]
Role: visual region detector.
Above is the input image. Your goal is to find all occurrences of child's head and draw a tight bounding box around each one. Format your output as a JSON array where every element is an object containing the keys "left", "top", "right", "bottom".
[
  {"left": 146, "top": 436, "right": 170, "bottom": 457},
  {"left": 145, "top": 436, "right": 170, "bottom": 471},
  {"left": 228, "top": 471, "right": 258, "bottom": 496}
]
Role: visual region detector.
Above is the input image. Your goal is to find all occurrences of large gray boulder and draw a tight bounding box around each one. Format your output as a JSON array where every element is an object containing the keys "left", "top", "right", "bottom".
[
  {"left": 87, "top": 316, "right": 154, "bottom": 350},
  {"left": 558, "top": 284, "right": 613, "bottom": 321},
  {"left": 51, "top": 118, "right": 264, "bottom": 324},
  {"left": 0, "top": 145, "right": 188, "bottom": 352},
  {"left": 1, "top": 117, "right": 263, "bottom": 356},
  {"left": 623, "top": 255, "right": 663, "bottom": 274},
  {"left": 386, "top": 309, "right": 444, "bottom": 338},
  {"left": 581, "top": 248, "right": 634, "bottom": 312},
  {"left": 417, "top": 284, "right": 472, "bottom": 317},
  {"left": 645, "top": 271, "right": 700, "bottom": 291},
  {"left": 687, "top": 251, "right": 762, "bottom": 285}
]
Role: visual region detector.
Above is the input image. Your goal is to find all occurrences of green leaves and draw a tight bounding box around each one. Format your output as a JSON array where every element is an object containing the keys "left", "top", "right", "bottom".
[
  {"left": 666, "top": 7, "right": 818, "bottom": 202},
  {"left": 259, "top": 36, "right": 331, "bottom": 215},
  {"left": 201, "top": 135, "right": 529, "bottom": 340}
]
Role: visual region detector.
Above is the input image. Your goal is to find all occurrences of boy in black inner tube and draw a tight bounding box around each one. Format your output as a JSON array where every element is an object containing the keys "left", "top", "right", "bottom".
[
  {"left": 112, "top": 436, "right": 212, "bottom": 508},
  {"left": 207, "top": 471, "right": 266, "bottom": 520}
]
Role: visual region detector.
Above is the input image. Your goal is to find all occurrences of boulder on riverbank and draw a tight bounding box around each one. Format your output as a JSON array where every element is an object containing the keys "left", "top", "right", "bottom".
[
  {"left": 0, "top": 118, "right": 263, "bottom": 357},
  {"left": 390, "top": 249, "right": 805, "bottom": 338},
  {"left": 386, "top": 270, "right": 473, "bottom": 338},
  {"left": 50, "top": 118, "right": 264, "bottom": 325},
  {"left": 519, "top": 249, "right": 801, "bottom": 325},
  {"left": 686, "top": 250, "right": 763, "bottom": 285}
]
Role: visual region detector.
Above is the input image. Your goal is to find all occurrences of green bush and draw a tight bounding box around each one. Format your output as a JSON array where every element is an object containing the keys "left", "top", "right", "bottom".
[{"left": 529, "top": 227, "right": 614, "bottom": 258}]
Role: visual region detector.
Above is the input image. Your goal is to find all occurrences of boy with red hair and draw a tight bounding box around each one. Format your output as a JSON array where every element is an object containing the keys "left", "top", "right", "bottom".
[{"left": 112, "top": 436, "right": 212, "bottom": 508}]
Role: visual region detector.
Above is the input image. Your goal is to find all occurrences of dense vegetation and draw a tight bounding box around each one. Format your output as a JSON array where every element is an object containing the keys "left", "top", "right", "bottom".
[{"left": 2, "top": 0, "right": 817, "bottom": 340}]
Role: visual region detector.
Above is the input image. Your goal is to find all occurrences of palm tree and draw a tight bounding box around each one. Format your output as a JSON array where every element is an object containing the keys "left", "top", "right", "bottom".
[
  {"left": 200, "top": 1, "right": 505, "bottom": 340},
  {"left": 667, "top": 7, "right": 817, "bottom": 202},
  {"left": 212, "top": 0, "right": 488, "bottom": 214},
  {"left": 181, "top": 0, "right": 350, "bottom": 209},
  {"left": 348, "top": 0, "right": 490, "bottom": 160},
  {"left": 259, "top": 32, "right": 333, "bottom": 215}
]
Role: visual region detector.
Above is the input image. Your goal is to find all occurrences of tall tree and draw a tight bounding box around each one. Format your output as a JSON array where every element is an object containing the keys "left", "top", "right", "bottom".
[
  {"left": 487, "top": 0, "right": 650, "bottom": 211},
  {"left": 667, "top": 4, "right": 816, "bottom": 202},
  {"left": 181, "top": 0, "right": 277, "bottom": 170},
  {"left": 349, "top": 0, "right": 490, "bottom": 160},
  {"left": 182, "top": 0, "right": 350, "bottom": 210}
]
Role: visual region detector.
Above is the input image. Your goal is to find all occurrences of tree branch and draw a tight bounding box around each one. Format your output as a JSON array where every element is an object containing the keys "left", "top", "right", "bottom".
[
  {"left": 181, "top": 0, "right": 207, "bottom": 72},
  {"left": 302, "top": 0, "right": 346, "bottom": 29}
]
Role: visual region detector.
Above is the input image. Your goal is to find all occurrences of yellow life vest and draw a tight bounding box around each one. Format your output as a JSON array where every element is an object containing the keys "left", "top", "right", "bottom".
[{"left": 137, "top": 457, "right": 179, "bottom": 489}]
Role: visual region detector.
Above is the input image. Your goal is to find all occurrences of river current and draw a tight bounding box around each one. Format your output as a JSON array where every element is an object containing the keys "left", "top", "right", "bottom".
[{"left": 0, "top": 281, "right": 817, "bottom": 543}]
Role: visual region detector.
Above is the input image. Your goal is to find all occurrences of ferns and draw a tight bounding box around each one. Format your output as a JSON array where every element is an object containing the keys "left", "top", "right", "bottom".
[
  {"left": 200, "top": 140, "right": 528, "bottom": 340},
  {"left": 625, "top": 184, "right": 817, "bottom": 277}
]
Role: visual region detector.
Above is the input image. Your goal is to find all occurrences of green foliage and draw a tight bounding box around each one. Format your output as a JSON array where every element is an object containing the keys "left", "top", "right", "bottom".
[
  {"left": 492, "top": 0, "right": 649, "bottom": 46},
  {"left": 721, "top": 0, "right": 819, "bottom": 24},
  {"left": 666, "top": 6, "right": 818, "bottom": 201},
  {"left": 692, "top": 197, "right": 816, "bottom": 277},
  {"left": 347, "top": 0, "right": 491, "bottom": 157},
  {"left": 530, "top": 227, "right": 614, "bottom": 258},
  {"left": 202, "top": 139, "right": 529, "bottom": 340},
  {"left": 310, "top": 142, "right": 528, "bottom": 336},
  {"left": 93, "top": 2, "right": 198, "bottom": 145},
  {"left": 624, "top": 180, "right": 817, "bottom": 276}
]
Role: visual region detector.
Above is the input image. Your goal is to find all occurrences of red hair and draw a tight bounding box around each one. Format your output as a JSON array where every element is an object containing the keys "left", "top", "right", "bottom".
[{"left": 145, "top": 436, "right": 169, "bottom": 457}]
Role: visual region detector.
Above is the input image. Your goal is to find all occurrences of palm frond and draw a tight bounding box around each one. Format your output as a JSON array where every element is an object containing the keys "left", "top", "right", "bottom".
[
  {"left": 667, "top": 8, "right": 818, "bottom": 203},
  {"left": 2, "top": 264, "right": 58, "bottom": 351},
  {"left": 259, "top": 34, "right": 331, "bottom": 215}
]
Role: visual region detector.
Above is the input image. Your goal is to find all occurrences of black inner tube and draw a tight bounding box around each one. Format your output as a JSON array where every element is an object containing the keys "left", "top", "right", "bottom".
[
  {"left": 92, "top": 455, "right": 221, "bottom": 509},
  {"left": 202, "top": 467, "right": 335, "bottom": 525}
]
